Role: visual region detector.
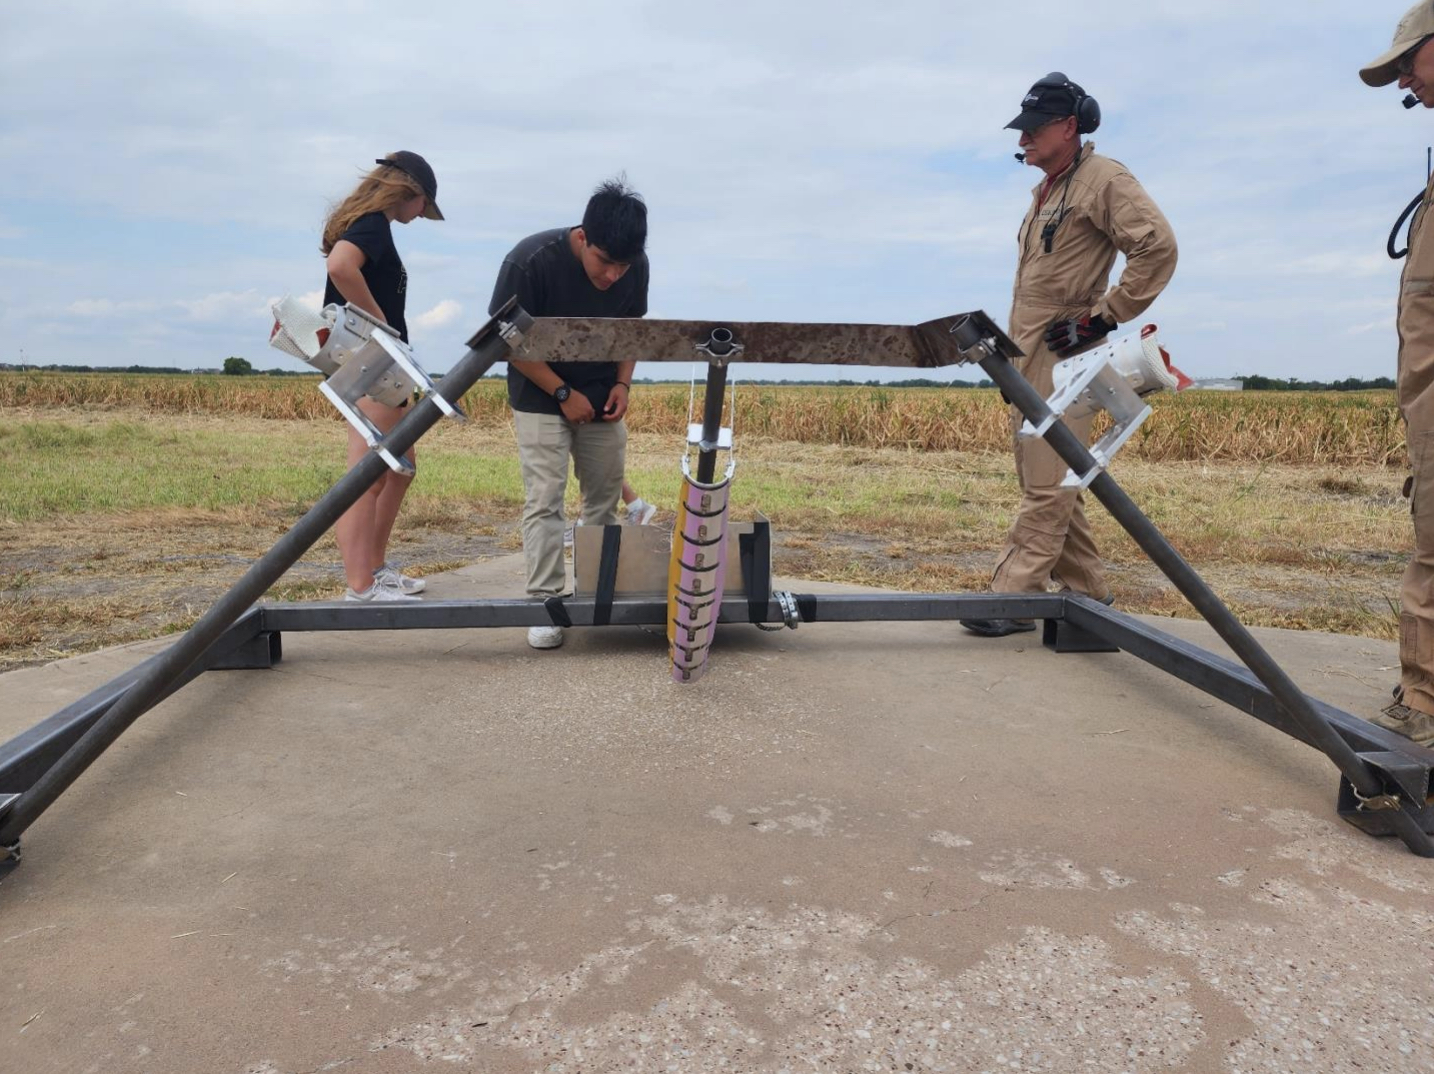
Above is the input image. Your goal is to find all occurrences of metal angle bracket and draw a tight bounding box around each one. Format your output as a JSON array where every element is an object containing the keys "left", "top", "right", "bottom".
[
  {"left": 208, "top": 631, "right": 283, "bottom": 671},
  {"left": 947, "top": 311, "right": 1024, "bottom": 364},
  {"left": 0, "top": 795, "right": 17, "bottom": 876},
  {"left": 686, "top": 423, "right": 733, "bottom": 449},
  {"left": 1042, "top": 617, "right": 1119, "bottom": 654},
  {"left": 1019, "top": 359, "right": 1152, "bottom": 490},
  {"left": 315, "top": 304, "right": 467, "bottom": 476},
  {"left": 1336, "top": 751, "right": 1434, "bottom": 836}
]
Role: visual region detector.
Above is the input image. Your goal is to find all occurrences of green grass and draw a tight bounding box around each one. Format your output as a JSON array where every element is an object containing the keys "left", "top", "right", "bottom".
[{"left": 0, "top": 415, "right": 525, "bottom": 522}]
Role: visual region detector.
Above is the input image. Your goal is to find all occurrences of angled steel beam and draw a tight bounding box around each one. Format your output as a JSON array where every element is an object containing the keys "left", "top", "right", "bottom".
[
  {"left": 0, "top": 301, "right": 532, "bottom": 852},
  {"left": 950, "top": 312, "right": 1434, "bottom": 857},
  {"left": 0, "top": 611, "right": 265, "bottom": 796}
]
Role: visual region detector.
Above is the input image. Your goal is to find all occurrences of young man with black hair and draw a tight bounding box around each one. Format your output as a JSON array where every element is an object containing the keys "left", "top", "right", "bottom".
[{"left": 489, "top": 177, "right": 650, "bottom": 649}]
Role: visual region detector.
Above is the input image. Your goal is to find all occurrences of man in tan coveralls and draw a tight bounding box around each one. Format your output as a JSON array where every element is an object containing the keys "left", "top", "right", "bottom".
[
  {"left": 1362, "top": 3, "right": 1434, "bottom": 745},
  {"left": 962, "top": 73, "right": 1178, "bottom": 638}
]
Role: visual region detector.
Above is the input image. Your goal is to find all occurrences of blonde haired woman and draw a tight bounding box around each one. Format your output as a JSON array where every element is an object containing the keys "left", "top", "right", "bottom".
[{"left": 322, "top": 151, "right": 444, "bottom": 601}]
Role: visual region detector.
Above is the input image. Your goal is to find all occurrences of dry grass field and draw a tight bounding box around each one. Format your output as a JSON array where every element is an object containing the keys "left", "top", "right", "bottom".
[
  {"left": 0, "top": 372, "right": 1414, "bottom": 674},
  {"left": 0, "top": 371, "right": 1407, "bottom": 462}
]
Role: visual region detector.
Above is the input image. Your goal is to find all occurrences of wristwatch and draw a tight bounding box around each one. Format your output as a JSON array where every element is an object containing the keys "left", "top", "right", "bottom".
[{"left": 554, "top": 384, "right": 572, "bottom": 403}]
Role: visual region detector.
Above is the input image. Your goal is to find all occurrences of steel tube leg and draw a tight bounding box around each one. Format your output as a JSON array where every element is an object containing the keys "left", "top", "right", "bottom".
[
  {"left": 695, "top": 362, "right": 730, "bottom": 484},
  {"left": 0, "top": 308, "right": 531, "bottom": 849},
  {"left": 977, "top": 351, "right": 1434, "bottom": 857}
]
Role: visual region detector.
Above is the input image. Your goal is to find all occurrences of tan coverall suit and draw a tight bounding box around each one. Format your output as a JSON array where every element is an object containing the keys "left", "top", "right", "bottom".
[
  {"left": 991, "top": 142, "right": 1178, "bottom": 597},
  {"left": 1394, "top": 167, "right": 1434, "bottom": 716}
]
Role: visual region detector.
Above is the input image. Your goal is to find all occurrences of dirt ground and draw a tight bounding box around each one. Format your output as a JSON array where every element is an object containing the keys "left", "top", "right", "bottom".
[{"left": 0, "top": 504, "right": 1396, "bottom": 673}]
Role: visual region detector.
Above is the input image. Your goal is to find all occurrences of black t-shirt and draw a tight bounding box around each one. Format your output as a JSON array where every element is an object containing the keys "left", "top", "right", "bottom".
[
  {"left": 323, "top": 211, "right": 409, "bottom": 342},
  {"left": 488, "top": 227, "right": 649, "bottom": 415}
]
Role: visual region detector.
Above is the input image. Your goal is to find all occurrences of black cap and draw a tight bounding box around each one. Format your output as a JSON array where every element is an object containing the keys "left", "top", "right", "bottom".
[
  {"left": 376, "top": 151, "right": 444, "bottom": 221},
  {"left": 1005, "top": 75, "right": 1081, "bottom": 133}
]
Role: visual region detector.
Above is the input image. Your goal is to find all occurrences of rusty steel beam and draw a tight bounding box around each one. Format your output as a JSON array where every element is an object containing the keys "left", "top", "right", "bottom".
[{"left": 494, "top": 313, "right": 1003, "bottom": 367}]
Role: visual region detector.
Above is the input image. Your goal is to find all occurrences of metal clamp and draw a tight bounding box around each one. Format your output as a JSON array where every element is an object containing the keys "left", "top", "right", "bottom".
[
  {"left": 1350, "top": 785, "right": 1403, "bottom": 812},
  {"left": 695, "top": 326, "right": 744, "bottom": 364},
  {"left": 497, "top": 318, "right": 525, "bottom": 349},
  {"left": 754, "top": 590, "right": 801, "bottom": 632}
]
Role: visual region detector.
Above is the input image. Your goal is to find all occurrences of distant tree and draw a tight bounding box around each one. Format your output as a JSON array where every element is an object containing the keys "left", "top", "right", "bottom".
[{"left": 222, "top": 356, "right": 254, "bottom": 376}]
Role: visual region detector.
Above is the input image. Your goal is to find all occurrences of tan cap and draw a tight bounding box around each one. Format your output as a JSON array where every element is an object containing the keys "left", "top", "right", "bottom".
[{"left": 1362, "top": 2, "right": 1434, "bottom": 86}]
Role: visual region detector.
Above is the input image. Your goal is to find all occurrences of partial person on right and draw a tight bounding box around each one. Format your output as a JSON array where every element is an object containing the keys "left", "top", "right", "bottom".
[{"left": 1360, "top": 2, "right": 1434, "bottom": 746}]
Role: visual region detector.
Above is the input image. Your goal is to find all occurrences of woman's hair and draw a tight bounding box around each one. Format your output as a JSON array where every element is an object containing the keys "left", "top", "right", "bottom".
[{"left": 320, "top": 160, "right": 424, "bottom": 254}]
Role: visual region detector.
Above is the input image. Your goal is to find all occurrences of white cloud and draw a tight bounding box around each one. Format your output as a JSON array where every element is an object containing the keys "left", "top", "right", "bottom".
[
  {"left": 66, "top": 298, "right": 160, "bottom": 317},
  {"left": 0, "top": 1, "right": 1423, "bottom": 381},
  {"left": 413, "top": 299, "right": 463, "bottom": 331},
  {"left": 177, "top": 289, "right": 267, "bottom": 321}
]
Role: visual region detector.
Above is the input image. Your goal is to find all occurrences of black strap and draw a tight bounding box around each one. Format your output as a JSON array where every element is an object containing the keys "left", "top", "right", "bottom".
[
  {"left": 796, "top": 594, "right": 818, "bottom": 623},
  {"left": 592, "top": 525, "right": 622, "bottom": 627},
  {"left": 543, "top": 596, "right": 573, "bottom": 628},
  {"left": 739, "top": 523, "right": 773, "bottom": 624},
  {"left": 1390, "top": 189, "right": 1425, "bottom": 260}
]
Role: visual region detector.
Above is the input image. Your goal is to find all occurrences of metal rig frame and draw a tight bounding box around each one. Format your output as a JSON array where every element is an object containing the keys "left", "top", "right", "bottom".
[{"left": 3, "top": 306, "right": 1432, "bottom": 873}]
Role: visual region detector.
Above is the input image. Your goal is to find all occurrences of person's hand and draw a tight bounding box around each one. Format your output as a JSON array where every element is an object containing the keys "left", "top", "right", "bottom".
[
  {"left": 560, "top": 391, "right": 596, "bottom": 424},
  {"left": 1044, "top": 313, "right": 1116, "bottom": 358},
  {"left": 602, "top": 382, "right": 630, "bottom": 421}
]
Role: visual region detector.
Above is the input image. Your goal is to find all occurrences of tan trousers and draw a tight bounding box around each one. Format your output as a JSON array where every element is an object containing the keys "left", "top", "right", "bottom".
[
  {"left": 1400, "top": 396, "right": 1434, "bottom": 713},
  {"left": 989, "top": 345, "right": 1109, "bottom": 599},
  {"left": 513, "top": 411, "right": 627, "bottom": 598}
]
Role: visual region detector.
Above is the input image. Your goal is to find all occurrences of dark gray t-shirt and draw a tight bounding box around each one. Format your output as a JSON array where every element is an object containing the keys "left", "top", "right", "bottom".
[{"left": 488, "top": 227, "right": 649, "bottom": 415}]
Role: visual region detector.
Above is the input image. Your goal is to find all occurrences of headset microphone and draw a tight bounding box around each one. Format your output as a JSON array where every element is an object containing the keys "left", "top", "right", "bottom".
[
  {"left": 1406, "top": 93, "right": 1420, "bottom": 109},
  {"left": 1014, "top": 152, "right": 1026, "bottom": 162}
]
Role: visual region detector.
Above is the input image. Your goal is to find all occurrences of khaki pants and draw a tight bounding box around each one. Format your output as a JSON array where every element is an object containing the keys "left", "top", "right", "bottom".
[
  {"left": 1401, "top": 394, "right": 1434, "bottom": 713},
  {"left": 989, "top": 345, "right": 1108, "bottom": 599},
  {"left": 513, "top": 410, "right": 627, "bottom": 598}
]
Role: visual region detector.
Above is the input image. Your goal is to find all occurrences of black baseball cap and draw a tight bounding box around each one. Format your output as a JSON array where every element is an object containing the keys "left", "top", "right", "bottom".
[
  {"left": 376, "top": 151, "right": 444, "bottom": 220},
  {"left": 1005, "top": 74, "right": 1081, "bottom": 132}
]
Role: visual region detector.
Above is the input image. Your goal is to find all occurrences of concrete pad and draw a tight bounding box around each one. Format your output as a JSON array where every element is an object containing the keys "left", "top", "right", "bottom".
[{"left": 2, "top": 554, "right": 1432, "bottom": 1073}]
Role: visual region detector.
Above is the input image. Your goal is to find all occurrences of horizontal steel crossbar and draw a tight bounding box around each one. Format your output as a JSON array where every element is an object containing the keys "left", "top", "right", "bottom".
[{"left": 255, "top": 593, "right": 1068, "bottom": 632}]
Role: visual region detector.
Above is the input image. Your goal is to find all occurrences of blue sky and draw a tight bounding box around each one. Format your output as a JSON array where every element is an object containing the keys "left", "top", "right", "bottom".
[{"left": 0, "top": 1, "right": 1426, "bottom": 384}]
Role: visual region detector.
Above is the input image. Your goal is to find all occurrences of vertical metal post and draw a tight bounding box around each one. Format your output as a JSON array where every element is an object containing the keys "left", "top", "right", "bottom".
[
  {"left": 693, "top": 326, "right": 737, "bottom": 484},
  {"left": 696, "top": 361, "right": 730, "bottom": 484},
  {"left": 0, "top": 308, "right": 531, "bottom": 849},
  {"left": 959, "top": 329, "right": 1434, "bottom": 856}
]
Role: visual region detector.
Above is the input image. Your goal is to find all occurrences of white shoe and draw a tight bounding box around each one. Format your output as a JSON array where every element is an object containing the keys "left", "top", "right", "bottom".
[
  {"left": 344, "top": 581, "right": 421, "bottom": 603},
  {"left": 527, "top": 625, "right": 565, "bottom": 649},
  {"left": 627, "top": 499, "right": 657, "bottom": 525},
  {"left": 374, "top": 563, "right": 426, "bottom": 594}
]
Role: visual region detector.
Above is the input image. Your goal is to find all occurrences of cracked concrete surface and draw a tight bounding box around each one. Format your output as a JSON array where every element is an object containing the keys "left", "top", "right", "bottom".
[{"left": 1, "top": 554, "right": 1431, "bottom": 1073}]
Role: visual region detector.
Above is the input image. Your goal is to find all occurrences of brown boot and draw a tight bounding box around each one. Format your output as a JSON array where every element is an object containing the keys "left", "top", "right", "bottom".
[{"left": 1371, "top": 702, "right": 1434, "bottom": 748}]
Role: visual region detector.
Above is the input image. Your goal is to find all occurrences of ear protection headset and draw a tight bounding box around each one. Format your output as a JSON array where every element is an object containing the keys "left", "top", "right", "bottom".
[
  {"left": 1021, "top": 73, "right": 1101, "bottom": 253},
  {"left": 1036, "top": 71, "right": 1101, "bottom": 135}
]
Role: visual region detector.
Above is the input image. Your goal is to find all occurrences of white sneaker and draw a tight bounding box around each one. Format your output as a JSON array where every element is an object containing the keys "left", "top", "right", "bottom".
[
  {"left": 527, "top": 625, "right": 565, "bottom": 649},
  {"left": 375, "top": 563, "right": 425, "bottom": 594},
  {"left": 344, "top": 582, "right": 421, "bottom": 603},
  {"left": 627, "top": 498, "right": 657, "bottom": 525}
]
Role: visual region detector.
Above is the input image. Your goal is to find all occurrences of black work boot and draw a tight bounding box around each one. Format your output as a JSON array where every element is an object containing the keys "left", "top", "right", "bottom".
[{"left": 960, "top": 618, "right": 1036, "bottom": 638}]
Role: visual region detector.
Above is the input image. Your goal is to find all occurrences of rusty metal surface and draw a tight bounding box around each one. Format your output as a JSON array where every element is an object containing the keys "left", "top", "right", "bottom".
[{"left": 504, "top": 311, "right": 1012, "bottom": 367}]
